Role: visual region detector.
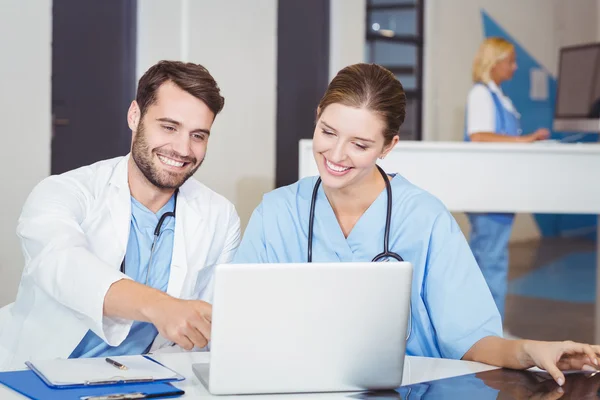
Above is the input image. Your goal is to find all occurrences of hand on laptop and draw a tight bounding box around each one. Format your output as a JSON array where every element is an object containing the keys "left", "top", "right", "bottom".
[{"left": 147, "top": 298, "right": 212, "bottom": 350}]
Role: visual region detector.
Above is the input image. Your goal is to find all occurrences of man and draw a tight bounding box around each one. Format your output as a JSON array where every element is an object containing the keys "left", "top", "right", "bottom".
[{"left": 0, "top": 61, "right": 240, "bottom": 370}]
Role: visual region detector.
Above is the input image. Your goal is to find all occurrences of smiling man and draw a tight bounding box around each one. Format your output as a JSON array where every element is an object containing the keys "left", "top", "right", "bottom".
[{"left": 0, "top": 61, "right": 240, "bottom": 370}]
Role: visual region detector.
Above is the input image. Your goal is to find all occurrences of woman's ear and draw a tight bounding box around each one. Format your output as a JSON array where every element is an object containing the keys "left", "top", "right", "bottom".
[{"left": 380, "top": 135, "right": 400, "bottom": 159}]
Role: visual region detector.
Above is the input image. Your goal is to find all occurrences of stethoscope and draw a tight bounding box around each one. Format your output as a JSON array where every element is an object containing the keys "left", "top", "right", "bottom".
[
  {"left": 307, "top": 165, "right": 412, "bottom": 341},
  {"left": 120, "top": 190, "right": 178, "bottom": 286}
]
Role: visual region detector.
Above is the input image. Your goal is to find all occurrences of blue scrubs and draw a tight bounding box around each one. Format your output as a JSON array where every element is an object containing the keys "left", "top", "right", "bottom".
[
  {"left": 233, "top": 174, "right": 502, "bottom": 359},
  {"left": 69, "top": 195, "right": 176, "bottom": 358},
  {"left": 464, "top": 83, "right": 521, "bottom": 320}
]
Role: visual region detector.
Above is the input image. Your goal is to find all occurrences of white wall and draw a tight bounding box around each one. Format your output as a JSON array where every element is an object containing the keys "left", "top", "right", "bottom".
[
  {"left": 138, "top": 0, "right": 278, "bottom": 230},
  {"left": 0, "top": 1, "right": 52, "bottom": 307},
  {"left": 329, "top": 0, "right": 366, "bottom": 81},
  {"left": 597, "top": 0, "right": 600, "bottom": 40}
]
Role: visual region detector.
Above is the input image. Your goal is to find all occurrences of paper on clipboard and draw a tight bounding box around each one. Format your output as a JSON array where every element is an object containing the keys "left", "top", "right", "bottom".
[{"left": 26, "top": 355, "right": 183, "bottom": 387}]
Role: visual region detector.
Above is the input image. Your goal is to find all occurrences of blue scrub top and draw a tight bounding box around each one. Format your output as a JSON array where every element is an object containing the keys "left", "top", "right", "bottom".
[
  {"left": 464, "top": 82, "right": 521, "bottom": 141},
  {"left": 233, "top": 174, "right": 502, "bottom": 359},
  {"left": 69, "top": 194, "right": 176, "bottom": 358}
]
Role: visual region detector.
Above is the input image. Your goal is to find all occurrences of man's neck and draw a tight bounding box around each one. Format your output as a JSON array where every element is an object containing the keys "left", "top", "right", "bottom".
[{"left": 128, "top": 157, "right": 175, "bottom": 213}]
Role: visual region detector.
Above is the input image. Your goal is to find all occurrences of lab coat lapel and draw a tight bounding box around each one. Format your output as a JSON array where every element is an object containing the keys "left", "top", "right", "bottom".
[
  {"left": 149, "top": 187, "right": 202, "bottom": 352},
  {"left": 166, "top": 183, "right": 198, "bottom": 298},
  {"left": 107, "top": 156, "right": 132, "bottom": 262}
]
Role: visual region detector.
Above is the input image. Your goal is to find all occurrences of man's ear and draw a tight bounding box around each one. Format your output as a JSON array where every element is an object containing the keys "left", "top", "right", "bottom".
[{"left": 127, "top": 101, "right": 141, "bottom": 131}]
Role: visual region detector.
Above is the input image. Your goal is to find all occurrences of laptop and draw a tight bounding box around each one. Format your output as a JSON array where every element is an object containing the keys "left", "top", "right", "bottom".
[{"left": 193, "top": 262, "right": 413, "bottom": 395}]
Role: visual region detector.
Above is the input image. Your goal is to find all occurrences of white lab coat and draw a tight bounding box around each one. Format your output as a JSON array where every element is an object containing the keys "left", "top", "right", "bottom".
[{"left": 0, "top": 155, "right": 240, "bottom": 370}]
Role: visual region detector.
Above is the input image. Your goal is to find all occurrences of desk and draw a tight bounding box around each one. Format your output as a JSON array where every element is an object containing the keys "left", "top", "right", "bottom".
[
  {"left": 299, "top": 139, "right": 600, "bottom": 342},
  {"left": 0, "top": 352, "right": 498, "bottom": 399}
]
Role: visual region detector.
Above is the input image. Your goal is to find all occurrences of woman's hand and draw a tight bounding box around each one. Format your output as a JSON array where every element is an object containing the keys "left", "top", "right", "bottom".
[
  {"left": 519, "top": 340, "right": 600, "bottom": 386},
  {"left": 531, "top": 128, "right": 550, "bottom": 140}
]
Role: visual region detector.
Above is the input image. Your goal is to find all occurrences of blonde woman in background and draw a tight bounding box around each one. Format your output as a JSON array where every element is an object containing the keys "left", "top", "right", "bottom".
[{"left": 465, "top": 37, "right": 550, "bottom": 327}]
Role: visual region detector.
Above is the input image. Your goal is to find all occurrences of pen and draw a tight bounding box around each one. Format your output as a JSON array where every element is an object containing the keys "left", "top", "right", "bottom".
[{"left": 105, "top": 357, "right": 128, "bottom": 371}]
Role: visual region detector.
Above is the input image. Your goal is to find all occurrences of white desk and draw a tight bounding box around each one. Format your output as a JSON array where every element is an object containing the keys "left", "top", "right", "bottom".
[
  {"left": 299, "top": 139, "right": 600, "bottom": 342},
  {"left": 0, "top": 352, "right": 497, "bottom": 399}
]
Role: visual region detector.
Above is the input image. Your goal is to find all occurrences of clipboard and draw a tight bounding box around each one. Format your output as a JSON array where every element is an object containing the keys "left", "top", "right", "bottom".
[
  {"left": 0, "top": 368, "right": 184, "bottom": 400},
  {"left": 25, "top": 355, "right": 185, "bottom": 388}
]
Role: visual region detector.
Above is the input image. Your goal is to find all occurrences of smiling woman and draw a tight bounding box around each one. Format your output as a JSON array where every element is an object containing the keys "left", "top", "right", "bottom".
[{"left": 233, "top": 62, "right": 600, "bottom": 387}]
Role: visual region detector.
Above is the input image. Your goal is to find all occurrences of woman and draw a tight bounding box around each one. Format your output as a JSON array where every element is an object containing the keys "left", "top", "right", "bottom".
[
  {"left": 234, "top": 63, "right": 597, "bottom": 386},
  {"left": 465, "top": 37, "right": 549, "bottom": 321}
]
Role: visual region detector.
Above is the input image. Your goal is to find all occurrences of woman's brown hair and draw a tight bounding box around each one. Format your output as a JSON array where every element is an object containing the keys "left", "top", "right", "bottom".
[{"left": 317, "top": 63, "right": 406, "bottom": 145}]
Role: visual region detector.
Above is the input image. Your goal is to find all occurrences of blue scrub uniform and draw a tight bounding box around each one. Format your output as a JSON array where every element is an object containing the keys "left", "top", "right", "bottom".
[
  {"left": 233, "top": 174, "right": 502, "bottom": 359},
  {"left": 464, "top": 83, "right": 521, "bottom": 320}
]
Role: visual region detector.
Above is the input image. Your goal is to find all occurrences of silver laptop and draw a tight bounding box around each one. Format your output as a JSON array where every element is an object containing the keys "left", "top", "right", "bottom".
[{"left": 193, "top": 262, "right": 413, "bottom": 395}]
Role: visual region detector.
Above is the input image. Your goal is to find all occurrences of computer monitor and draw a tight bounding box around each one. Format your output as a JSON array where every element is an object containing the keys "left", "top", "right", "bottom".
[{"left": 553, "top": 43, "right": 600, "bottom": 132}]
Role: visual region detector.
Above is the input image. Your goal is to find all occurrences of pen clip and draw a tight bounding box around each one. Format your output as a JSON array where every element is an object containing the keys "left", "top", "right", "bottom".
[
  {"left": 80, "top": 393, "right": 145, "bottom": 400},
  {"left": 84, "top": 379, "right": 119, "bottom": 386},
  {"left": 84, "top": 377, "right": 154, "bottom": 385},
  {"left": 122, "top": 377, "right": 154, "bottom": 383}
]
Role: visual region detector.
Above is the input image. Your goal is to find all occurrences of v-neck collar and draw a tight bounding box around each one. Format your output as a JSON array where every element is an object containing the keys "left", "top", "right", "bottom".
[{"left": 313, "top": 175, "right": 395, "bottom": 261}]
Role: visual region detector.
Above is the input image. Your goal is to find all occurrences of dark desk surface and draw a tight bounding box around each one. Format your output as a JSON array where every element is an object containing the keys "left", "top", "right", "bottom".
[{"left": 349, "top": 368, "right": 600, "bottom": 399}]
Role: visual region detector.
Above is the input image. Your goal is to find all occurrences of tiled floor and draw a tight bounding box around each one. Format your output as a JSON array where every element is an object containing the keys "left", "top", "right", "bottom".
[{"left": 504, "top": 238, "right": 596, "bottom": 343}]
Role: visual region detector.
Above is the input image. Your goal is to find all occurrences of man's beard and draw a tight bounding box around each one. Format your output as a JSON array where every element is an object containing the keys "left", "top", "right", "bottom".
[{"left": 131, "top": 121, "right": 203, "bottom": 189}]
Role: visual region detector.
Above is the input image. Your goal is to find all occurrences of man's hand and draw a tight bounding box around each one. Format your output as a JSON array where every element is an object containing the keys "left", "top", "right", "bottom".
[
  {"left": 146, "top": 298, "right": 212, "bottom": 350},
  {"left": 104, "top": 279, "right": 212, "bottom": 349}
]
